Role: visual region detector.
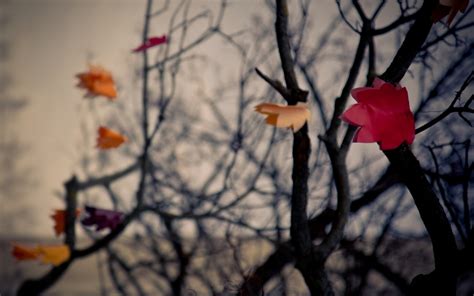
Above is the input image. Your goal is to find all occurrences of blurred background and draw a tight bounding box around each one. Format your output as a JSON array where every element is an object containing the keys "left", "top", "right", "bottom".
[{"left": 1, "top": 0, "right": 473, "bottom": 295}]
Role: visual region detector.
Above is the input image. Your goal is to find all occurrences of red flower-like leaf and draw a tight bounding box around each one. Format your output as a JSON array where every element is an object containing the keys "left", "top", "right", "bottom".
[{"left": 341, "top": 78, "right": 415, "bottom": 150}]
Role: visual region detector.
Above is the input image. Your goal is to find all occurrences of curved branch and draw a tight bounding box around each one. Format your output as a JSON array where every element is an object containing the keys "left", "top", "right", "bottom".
[
  {"left": 77, "top": 161, "right": 139, "bottom": 190},
  {"left": 416, "top": 72, "right": 473, "bottom": 134},
  {"left": 377, "top": 0, "right": 459, "bottom": 277},
  {"left": 238, "top": 165, "right": 400, "bottom": 295},
  {"left": 379, "top": 0, "right": 436, "bottom": 83},
  {"left": 372, "top": 12, "right": 419, "bottom": 36}
]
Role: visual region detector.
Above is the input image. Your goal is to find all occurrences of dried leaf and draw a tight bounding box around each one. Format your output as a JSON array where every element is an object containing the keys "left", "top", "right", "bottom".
[
  {"left": 96, "top": 126, "right": 127, "bottom": 149},
  {"left": 255, "top": 102, "right": 310, "bottom": 132},
  {"left": 50, "top": 209, "right": 81, "bottom": 237},
  {"left": 81, "top": 206, "right": 124, "bottom": 231},
  {"left": 12, "top": 244, "right": 70, "bottom": 266},
  {"left": 76, "top": 65, "right": 117, "bottom": 99},
  {"left": 12, "top": 244, "right": 40, "bottom": 261}
]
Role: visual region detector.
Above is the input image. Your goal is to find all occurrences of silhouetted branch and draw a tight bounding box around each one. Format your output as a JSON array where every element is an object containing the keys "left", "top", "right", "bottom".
[
  {"left": 238, "top": 165, "right": 400, "bottom": 295},
  {"left": 254, "top": 67, "right": 290, "bottom": 99},
  {"left": 416, "top": 72, "right": 473, "bottom": 134}
]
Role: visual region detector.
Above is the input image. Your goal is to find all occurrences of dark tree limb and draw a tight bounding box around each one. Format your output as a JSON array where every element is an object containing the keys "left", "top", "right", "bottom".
[
  {"left": 372, "top": 12, "right": 419, "bottom": 36},
  {"left": 325, "top": 27, "right": 368, "bottom": 137},
  {"left": 254, "top": 67, "right": 290, "bottom": 99},
  {"left": 65, "top": 177, "right": 78, "bottom": 249},
  {"left": 16, "top": 1, "right": 155, "bottom": 295},
  {"left": 376, "top": 0, "right": 459, "bottom": 273},
  {"left": 238, "top": 166, "right": 400, "bottom": 295},
  {"left": 384, "top": 146, "right": 458, "bottom": 268},
  {"left": 379, "top": 0, "right": 436, "bottom": 83},
  {"left": 347, "top": 249, "right": 411, "bottom": 295},
  {"left": 319, "top": 19, "right": 371, "bottom": 262},
  {"left": 275, "top": 0, "right": 301, "bottom": 97},
  {"left": 273, "top": 1, "right": 332, "bottom": 294},
  {"left": 76, "top": 161, "right": 139, "bottom": 190},
  {"left": 372, "top": 2, "right": 466, "bottom": 291},
  {"left": 416, "top": 72, "right": 474, "bottom": 134},
  {"left": 16, "top": 177, "right": 79, "bottom": 296},
  {"left": 16, "top": 262, "right": 72, "bottom": 296}
]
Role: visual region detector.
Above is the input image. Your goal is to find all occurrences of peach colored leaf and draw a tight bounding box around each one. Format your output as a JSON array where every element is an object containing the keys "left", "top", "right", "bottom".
[{"left": 255, "top": 102, "right": 310, "bottom": 133}]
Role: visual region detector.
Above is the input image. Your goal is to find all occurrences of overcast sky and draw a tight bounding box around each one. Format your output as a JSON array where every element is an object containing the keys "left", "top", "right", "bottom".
[
  {"left": 2, "top": 0, "right": 276, "bottom": 236},
  {"left": 1, "top": 0, "right": 430, "bottom": 238}
]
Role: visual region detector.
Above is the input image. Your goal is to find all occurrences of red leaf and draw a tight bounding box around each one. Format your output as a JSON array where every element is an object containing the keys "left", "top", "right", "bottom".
[
  {"left": 50, "top": 209, "right": 81, "bottom": 237},
  {"left": 132, "top": 35, "right": 168, "bottom": 53},
  {"left": 432, "top": 0, "right": 469, "bottom": 26},
  {"left": 12, "top": 244, "right": 39, "bottom": 261},
  {"left": 341, "top": 78, "right": 415, "bottom": 150}
]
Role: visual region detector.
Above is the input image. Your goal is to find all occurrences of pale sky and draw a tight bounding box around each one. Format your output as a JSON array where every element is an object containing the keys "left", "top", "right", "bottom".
[
  {"left": 3, "top": 0, "right": 143, "bottom": 236},
  {"left": 2, "top": 0, "right": 268, "bottom": 236},
  {"left": 2, "top": 0, "right": 430, "bottom": 238}
]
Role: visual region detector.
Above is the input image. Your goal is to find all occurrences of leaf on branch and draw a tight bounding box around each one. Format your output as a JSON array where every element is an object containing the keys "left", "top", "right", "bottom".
[
  {"left": 81, "top": 206, "right": 124, "bottom": 231},
  {"left": 255, "top": 102, "right": 310, "bottom": 133},
  {"left": 96, "top": 126, "right": 127, "bottom": 150},
  {"left": 11, "top": 244, "right": 40, "bottom": 261},
  {"left": 50, "top": 209, "right": 81, "bottom": 237},
  {"left": 36, "top": 245, "right": 70, "bottom": 266},
  {"left": 432, "top": 0, "right": 469, "bottom": 26},
  {"left": 132, "top": 35, "right": 168, "bottom": 52},
  {"left": 76, "top": 65, "right": 117, "bottom": 99},
  {"left": 12, "top": 244, "right": 70, "bottom": 266},
  {"left": 341, "top": 78, "right": 415, "bottom": 150}
]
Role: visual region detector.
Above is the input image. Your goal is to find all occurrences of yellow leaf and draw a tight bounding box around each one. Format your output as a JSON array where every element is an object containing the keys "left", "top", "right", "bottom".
[
  {"left": 255, "top": 102, "right": 310, "bottom": 132},
  {"left": 37, "top": 245, "right": 70, "bottom": 266}
]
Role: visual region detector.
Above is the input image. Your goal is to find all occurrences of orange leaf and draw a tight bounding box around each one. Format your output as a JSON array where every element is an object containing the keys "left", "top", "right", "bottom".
[
  {"left": 36, "top": 245, "right": 70, "bottom": 266},
  {"left": 76, "top": 65, "right": 117, "bottom": 100},
  {"left": 96, "top": 126, "right": 127, "bottom": 149},
  {"left": 11, "top": 244, "right": 40, "bottom": 261},
  {"left": 255, "top": 102, "right": 310, "bottom": 132},
  {"left": 50, "top": 209, "right": 81, "bottom": 237}
]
